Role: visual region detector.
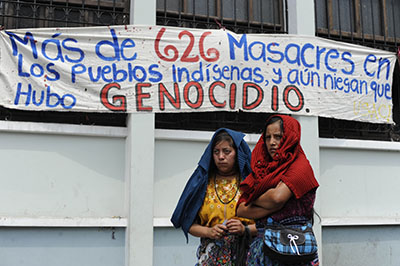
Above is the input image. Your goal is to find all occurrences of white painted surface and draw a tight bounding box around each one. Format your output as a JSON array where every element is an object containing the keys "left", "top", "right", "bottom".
[
  {"left": 320, "top": 141, "right": 400, "bottom": 219},
  {"left": 125, "top": 114, "right": 155, "bottom": 266},
  {"left": 322, "top": 226, "right": 400, "bottom": 266},
  {"left": 0, "top": 227, "right": 125, "bottom": 266},
  {"left": 0, "top": 129, "right": 125, "bottom": 218},
  {"left": 127, "top": 0, "right": 156, "bottom": 264},
  {"left": 287, "top": 0, "right": 315, "bottom": 35},
  {"left": 1, "top": 121, "right": 400, "bottom": 266},
  {"left": 0, "top": 120, "right": 127, "bottom": 137}
]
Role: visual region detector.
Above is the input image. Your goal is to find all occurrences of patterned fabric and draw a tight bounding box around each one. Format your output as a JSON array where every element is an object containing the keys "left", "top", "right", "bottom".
[
  {"left": 196, "top": 234, "right": 239, "bottom": 266},
  {"left": 198, "top": 176, "right": 253, "bottom": 227},
  {"left": 269, "top": 190, "right": 316, "bottom": 222},
  {"left": 246, "top": 227, "right": 319, "bottom": 266},
  {"left": 171, "top": 128, "right": 252, "bottom": 241},
  {"left": 263, "top": 217, "right": 317, "bottom": 263},
  {"left": 247, "top": 191, "right": 319, "bottom": 266}
]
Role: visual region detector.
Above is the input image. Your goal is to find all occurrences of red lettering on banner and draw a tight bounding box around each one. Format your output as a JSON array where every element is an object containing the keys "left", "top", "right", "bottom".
[
  {"left": 283, "top": 85, "right": 304, "bottom": 112},
  {"left": 158, "top": 83, "right": 181, "bottom": 110},
  {"left": 136, "top": 83, "right": 153, "bottom": 111},
  {"left": 183, "top": 82, "right": 203, "bottom": 109},
  {"left": 199, "top": 32, "right": 220, "bottom": 62},
  {"left": 209, "top": 81, "right": 226, "bottom": 108},
  {"left": 271, "top": 85, "right": 279, "bottom": 111},
  {"left": 154, "top": 28, "right": 179, "bottom": 62},
  {"left": 154, "top": 28, "right": 220, "bottom": 63},
  {"left": 242, "top": 82, "right": 263, "bottom": 110},
  {"left": 179, "top": 31, "right": 199, "bottom": 62},
  {"left": 229, "top": 83, "right": 237, "bottom": 109},
  {"left": 100, "top": 83, "right": 126, "bottom": 111}
]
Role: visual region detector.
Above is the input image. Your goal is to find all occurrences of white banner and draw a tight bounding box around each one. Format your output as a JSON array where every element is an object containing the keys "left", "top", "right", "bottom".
[{"left": 0, "top": 25, "right": 396, "bottom": 123}]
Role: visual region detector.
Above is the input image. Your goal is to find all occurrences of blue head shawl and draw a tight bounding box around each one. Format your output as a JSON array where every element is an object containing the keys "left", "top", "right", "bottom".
[{"left": 170, "top": 128, "right": 252, "bottom": 241}]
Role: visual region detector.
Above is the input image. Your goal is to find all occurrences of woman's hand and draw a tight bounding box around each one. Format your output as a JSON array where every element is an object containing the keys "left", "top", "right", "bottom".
[
  {"left": 208, "top": 223, "right": 228, "bottom": 239},
  {"left": 225, "top": 219, "right": 245, "bottom": 235}
]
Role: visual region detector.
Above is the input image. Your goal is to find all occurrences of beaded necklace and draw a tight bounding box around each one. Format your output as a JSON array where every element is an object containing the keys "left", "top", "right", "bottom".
[{"left": 214, "top": 174, "right": 239, "bottom": 221}]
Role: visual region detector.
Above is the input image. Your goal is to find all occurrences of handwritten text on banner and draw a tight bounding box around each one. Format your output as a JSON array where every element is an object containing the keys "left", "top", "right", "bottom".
[{"left": 0, "top": 25, "right": 396, "bottom": 123}]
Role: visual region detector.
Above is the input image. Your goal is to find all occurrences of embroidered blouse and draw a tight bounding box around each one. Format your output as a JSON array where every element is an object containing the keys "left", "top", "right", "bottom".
[{"left": 198, "top": 176, "right": 253, "bottom": 227}]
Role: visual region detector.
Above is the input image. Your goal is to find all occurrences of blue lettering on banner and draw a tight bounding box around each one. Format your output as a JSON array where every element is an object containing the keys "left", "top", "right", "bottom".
[
  {"left": 285, "top": 43, "right": 301, "bottom": 66},
  {"left": 5, "top": 31, "right": 38, "bottom": 58},
  {"left": 95, "top": 29, "right": 137, "bottom": 61},
  {"left": 272, "top": 68, "right": 282, "bottom": 84},
  {"left": 324, "top": 49, "right": 339, "bottom": 72},
  {"left": 341, "top": 52, "right": 355, "bottom": 75},
  {"left": 267, "top": 43, "right": 284, "bottom": 63},
  {"left": 300, "top": 43, "right": 315, "bottom": 68},
  {"left": 364, "top": 54, "right": 377, "bottom": 77},
  {"left": 71, "top": 63, "right": 163, "bottom": 83},
  {"left": 170, "top": 62, "right": 266, "bottom": 84},
  {"left": 14, "top": 83, "right": 76, "bottom": 109},
  {"left": 17, "top": 54, "right": 60, "bottom": 81},
  {"left": 1, "top": 27, "right": 394, "bottom": 117},
  {"left": 248, "top": 41, "right": 266, "bottom": 62},
  {"left": 363, "top": 54, "right": 391, "bottom": 80},
  {"left": 6, "top": 31, "right": 85, "bottom": 63},
  {"left": 227, "top": 33, "right": 249, "bottom": 61},
  {"left": 226, "top": 32, "right": 358, "bottom": 76},
  {"left": 62, "top": 38, "right": 85, "bottom": 63}
]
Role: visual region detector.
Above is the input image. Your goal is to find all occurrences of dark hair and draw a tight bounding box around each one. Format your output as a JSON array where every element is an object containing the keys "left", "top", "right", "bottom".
[
  {"left": 263, "top": 116, "right": 284, "bottom": 143},
  {"left": 212, "top": 131, "right": 235, "bottom": 150},
  {"left": 209, "top": 131, "right": 239, "bottom": 175}
]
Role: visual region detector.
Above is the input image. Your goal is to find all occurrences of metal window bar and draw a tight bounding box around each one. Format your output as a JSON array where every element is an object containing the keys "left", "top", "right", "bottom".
[
  {"left": 0, "top": 0, "right": 129, "bottom": 29},
  {"left": 272, "top": 0, "right": 276, "bottom": 32},
  {"left": 359, "top": 0, "right": 365, "bottom": 44},
  {"left": 391, "top": 0, "right": 397, "bottom": 48},
  {"left": 156, "top": 0, "right": 288, "bottom": 34},
  {"left": 382, "top": 0, "right": 386, "bottom": 46},
  {"left": 315, "top": 0, "right": 399, "bottom": 52},
  {"left": 0, "top": 0, "right": 129, "bottom": 127},
  {"left": 314, "top": 0, "right": 400, "bottom": 141},
  {"left": 259, "top": 0, "right": 263, "bottom": 31},
  {"left": 348, "top": 0, "right": 354, "bottom": 41},
  {"left": 247, "top": 0, "right": 250, "bottom": 28},
  {"left": 369, "top": 0, "right": 376, "bottom": 46},
  {"left": 337, "top": 0, "right": 342, "bottom": 40}
]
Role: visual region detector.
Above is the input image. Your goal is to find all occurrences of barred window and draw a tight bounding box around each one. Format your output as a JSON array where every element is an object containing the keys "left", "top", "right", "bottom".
[
  {"left": 314, "top": 0, "right": 400, "bottom": 141},
  {"left": 155, "top": 0, "right": 288, "bottom": 133},
  {"left": 315, "top": 0, "right": 399, "bottom": 50},
  {"left": 0, "top": 0, "right": 129, "bottom": 127},
  {"left": 0, "top": 0, "right": 129, "bottom": 29},
  {"left": 156, "top": 0, "right": 287, "bottom": 33}
]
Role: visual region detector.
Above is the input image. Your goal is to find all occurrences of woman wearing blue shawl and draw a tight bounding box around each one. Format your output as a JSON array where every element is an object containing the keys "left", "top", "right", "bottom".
[{"left": 171, "top": 128, "right": 256, "bottom": 266}]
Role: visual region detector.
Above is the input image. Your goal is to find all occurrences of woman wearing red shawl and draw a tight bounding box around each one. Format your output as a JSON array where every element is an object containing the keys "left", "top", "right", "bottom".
[{"left": 237, "top": 115, "right": 320, "bottom": 266}]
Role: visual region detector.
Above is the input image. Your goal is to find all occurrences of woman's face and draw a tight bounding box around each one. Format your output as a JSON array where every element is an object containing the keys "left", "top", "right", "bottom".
[
  {"left": 265, "top": 120, "right": 283, "bottom": 158},
  {"left": 213, "top": 140, "right": 237, "bottom": 175}
]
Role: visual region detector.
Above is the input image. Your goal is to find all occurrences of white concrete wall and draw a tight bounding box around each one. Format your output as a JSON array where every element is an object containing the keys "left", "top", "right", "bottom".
[
  {"left": 319, "top": 138, "right": 400, "bottom": 266},
  {"left": 1, "top": 123, "right": 400, "bottom": 265},
  {"left": 153, "top": 130, "right": 400, "bottom": 266},
  {"left": 320, "top": 139, "right": 400, "bottom": 223},
  {"left": 0, "top": 121, "right": 127, "bottom": 266},
  {"left": 0, "top": 121, "right": 126, "bottom": 223},
  {"left": 0, "top": 0, "right": 398, "bottom": 265}
]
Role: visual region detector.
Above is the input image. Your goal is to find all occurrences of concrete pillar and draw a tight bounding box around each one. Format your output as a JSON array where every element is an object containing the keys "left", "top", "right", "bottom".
[
  {"left": 287, "top": 0, "right": 322, "bottom": 264},
  {"left": 126, "top": 1, "right": 156, "bottom": 266},
  {"left": 125, "top": 114, "right": 155, "bottom": 266},
  {"left": 294, "top": 115, "right": 322, "bottom": 265},
  {"left": 287, "top": 0, "right": 315, "bottom": 35}
]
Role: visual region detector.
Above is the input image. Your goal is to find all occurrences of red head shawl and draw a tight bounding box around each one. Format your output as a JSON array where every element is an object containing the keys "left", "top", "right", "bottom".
[{"left": 238, "top": 115, "right": 319, "bottom": 206}]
